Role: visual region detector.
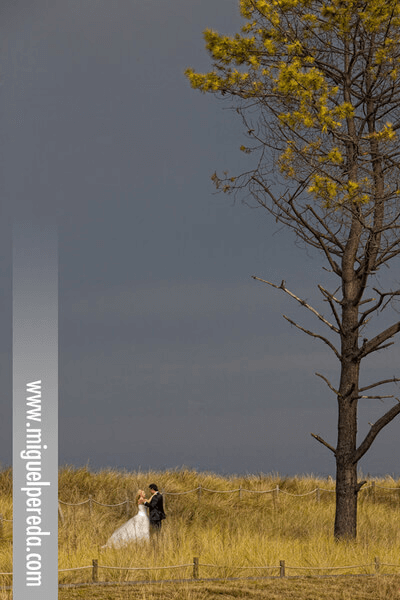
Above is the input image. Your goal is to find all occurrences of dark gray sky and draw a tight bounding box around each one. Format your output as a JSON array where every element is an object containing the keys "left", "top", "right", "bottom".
[{"left": 1, "top": 0, "right": 399, "bottom": 477}]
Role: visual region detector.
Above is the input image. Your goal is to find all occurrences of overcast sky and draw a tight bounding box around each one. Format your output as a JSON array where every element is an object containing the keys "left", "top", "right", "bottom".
[{"left": 1, "top": 0, "right": 399, "bottom": 478}]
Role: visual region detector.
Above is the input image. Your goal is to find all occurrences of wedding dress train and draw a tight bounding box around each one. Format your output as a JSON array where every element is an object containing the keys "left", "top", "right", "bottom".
[{"left": 102, "top": 504, "right": 150, "bottom": 548}]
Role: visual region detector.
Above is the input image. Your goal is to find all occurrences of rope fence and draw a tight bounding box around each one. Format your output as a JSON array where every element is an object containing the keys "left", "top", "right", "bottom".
[
  {"left": 0, "top": 482, "right": 398, "bottom": 526},
  {"left": 53, "top": 482, "right": 400, "bottom": 508},
  {"left": 1, "top": 555, "right": 400, "bottom": 583}
]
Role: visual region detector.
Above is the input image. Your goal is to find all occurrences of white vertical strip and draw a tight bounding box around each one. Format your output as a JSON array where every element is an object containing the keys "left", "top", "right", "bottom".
[{"left": 13, "top": 221, "right": 58, "bottom": 599}]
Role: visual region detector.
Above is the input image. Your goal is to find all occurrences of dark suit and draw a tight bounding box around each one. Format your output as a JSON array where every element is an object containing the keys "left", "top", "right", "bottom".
[{"left": 144, "top": 492, "right": 166, "bottom": 530}]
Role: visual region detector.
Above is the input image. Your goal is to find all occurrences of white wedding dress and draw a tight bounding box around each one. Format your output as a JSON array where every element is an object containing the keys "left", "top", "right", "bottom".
[{"left": 102, "top": 504, "right": 150, "bottom": 548}]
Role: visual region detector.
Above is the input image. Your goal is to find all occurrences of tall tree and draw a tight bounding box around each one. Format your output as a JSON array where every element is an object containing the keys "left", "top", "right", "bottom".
[{"left": 186, "top": 0, "right": 400, "bottom": 539}]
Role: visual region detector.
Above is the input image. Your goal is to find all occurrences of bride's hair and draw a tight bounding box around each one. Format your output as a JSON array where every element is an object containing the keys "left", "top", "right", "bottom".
[{"left": 136, "top": 492, "right": 142, "bottom": 504}]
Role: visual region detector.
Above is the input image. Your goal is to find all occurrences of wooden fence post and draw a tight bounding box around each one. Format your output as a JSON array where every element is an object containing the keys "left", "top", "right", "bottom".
[
  {"left": 0, "top": 514, "right": 3, "bottom": 540},
  {"left": 316, "top": 487, "right": 320, "bottom": 503},
  {"left": 89, "top": 495, "right": 93, "bottom": 516},
  {"left": 92, "top": 559, "right": 98, "bottom": 582},
  {"left": 58, "top": 502, "right": 64, "bottom": 524},
  {"left": 372, "top": 481, "right": 376, "bottom": 503},
  {"left": 198, "top": 486, "right": 202, "bottom": 503},
  {"left": 374, "top": 557, "right": 380, "bottom": 574},
  {"left": 273, "top": 485, "right": 279, "bottom": 510},
  {"left": 280, "top": 560, "right": 286, "bottom": 578},
  {"left": 126, "top": 492, "right": 130, "bottom": 517},
  {"left": 239, "top": 486, "right": 242, "bottom": 501},
  {"left": 193, "top": 557, "right": 199, "bottom": 579}
]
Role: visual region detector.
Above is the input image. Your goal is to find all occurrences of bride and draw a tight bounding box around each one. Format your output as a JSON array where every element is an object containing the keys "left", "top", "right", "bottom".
[{"left": 102, "top": 489, "right": 150, "bottom": 548}]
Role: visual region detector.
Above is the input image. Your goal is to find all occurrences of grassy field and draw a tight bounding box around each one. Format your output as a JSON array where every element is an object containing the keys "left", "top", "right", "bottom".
[
  {"left": 1, "top": 466, "right": 400, "bottom": 598},
  {"left": 59, "top": 577, "right": 400, "bottom": 599}
]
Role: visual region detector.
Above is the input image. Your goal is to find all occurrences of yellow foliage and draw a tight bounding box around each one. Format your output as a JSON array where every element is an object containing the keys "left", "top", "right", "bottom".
[
  {"left": 186, "top": 0, "right": 400, "bottom": 210},
  {"left": 319, "top": 148, "right": 344, "bottom": 164},
  {"left": 367, "top": 122, "right": 397, "bottom": 141},
  {"left": 308, "top": 175, "right": 338, "bottom": 204},
  {"left": 263, "top": 38, "right": 277, "bottom": 54}
]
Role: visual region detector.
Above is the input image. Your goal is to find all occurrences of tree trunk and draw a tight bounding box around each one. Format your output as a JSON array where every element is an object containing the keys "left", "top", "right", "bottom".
[
  {"left": 334, "top": 396, "right": 358, "bottom": 539},
  {"left": 334, "top": 269, "right": 360, "bottom": 539}
]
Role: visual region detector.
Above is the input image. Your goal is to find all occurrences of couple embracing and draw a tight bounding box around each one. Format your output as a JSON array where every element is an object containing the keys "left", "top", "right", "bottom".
[{"left": 102, "top": 483, "right": 166, "bottom": 548}]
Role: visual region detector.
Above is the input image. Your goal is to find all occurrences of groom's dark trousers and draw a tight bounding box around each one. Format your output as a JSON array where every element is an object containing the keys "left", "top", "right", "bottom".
[{"left": 144, "top": 492, "right": 166, "bottom": 532}]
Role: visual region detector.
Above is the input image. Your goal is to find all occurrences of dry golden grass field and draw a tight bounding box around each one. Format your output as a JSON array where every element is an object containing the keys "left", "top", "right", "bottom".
[{"left": 1, "top": 466, "right": 400, "bottom": 598}]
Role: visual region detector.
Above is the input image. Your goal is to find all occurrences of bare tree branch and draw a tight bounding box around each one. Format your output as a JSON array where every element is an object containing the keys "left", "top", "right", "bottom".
[
  {"left": 251, "top": 177, "right": 343, "bottom": 275},
  {"left": 376, "top": 247, "right": 400, "bottom": 268},
  {"left": 252, "top": 276, "right": 340, "bottom": 333},
  {"left": 315, "top": 372, "right": 339, "bottom": 395},
  {"left": 305, "top": 203, "right": 345, "bottom": 253},
  {"left": 358, "top": 395, "right": 394, "bottom": 400},
  {"left": 359, "top": 289, "right": 400, "bottom": 327},
  {"left": 311, "top": 433, "right": 336, "bottom": 455},
  {"left": 381, "top": 290, "right": 400, "bottom": 311},
  {"left": 359, "top": 377, "right": 400, "bottom": 392},
  {"left": 318, "top": 285, "right": 341, "bottom": 305},
  {"left": 359, "top": 322, "right": 400, "bottom": 358},
  {"left": 356, "top": 480, "right": 367, "bottom": 493},
  {"left": 318, "top": 285, "right": 343, "bottom": 333},
  {"left": 283, "top": 315, "right": 341, "bottom": 359},
  {"left": 354, "top": 400, "right": 400, "bottom": 463},
  {"left": 359, "top": 297, "right": 375, "bottom": 305}
]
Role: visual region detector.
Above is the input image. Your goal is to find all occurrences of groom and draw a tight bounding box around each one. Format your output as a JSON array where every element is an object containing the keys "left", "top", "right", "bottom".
[{"left": 144, "top": 483, "right": 166, "bottom": 534}]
